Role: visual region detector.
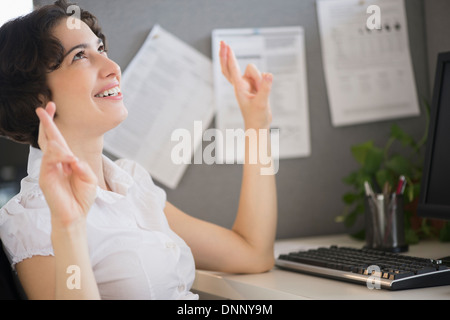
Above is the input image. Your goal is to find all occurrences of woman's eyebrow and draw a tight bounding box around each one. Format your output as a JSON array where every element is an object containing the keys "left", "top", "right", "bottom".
[{"left": 63, "top": 37, "right": 103, "bottom": 59}]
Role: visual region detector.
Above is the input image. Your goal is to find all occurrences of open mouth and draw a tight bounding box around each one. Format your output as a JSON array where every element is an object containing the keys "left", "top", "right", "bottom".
[{"left": 94, "top": 86, "right": 121, "bottom": 98}]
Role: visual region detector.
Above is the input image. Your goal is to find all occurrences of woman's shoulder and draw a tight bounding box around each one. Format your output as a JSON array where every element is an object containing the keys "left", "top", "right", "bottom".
[
  {"left": 0, "top": 178, "right": 52, "bottom": 268},
  {"left": 0, "top": 177, "right": 49, "bottom": 225},
  {"left": 1, "top": 176, "right": 47, "bottom": 215}
]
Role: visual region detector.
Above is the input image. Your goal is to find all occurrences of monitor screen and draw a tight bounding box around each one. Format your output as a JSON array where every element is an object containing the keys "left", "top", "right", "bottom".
[{"left": 418, "top": 52, "right": 450, "bottom": 221}]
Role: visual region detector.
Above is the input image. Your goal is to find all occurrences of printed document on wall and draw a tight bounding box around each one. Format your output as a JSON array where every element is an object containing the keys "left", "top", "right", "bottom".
[
  {"left": 316, "top": 0, "right": 420, "bottom": 127},
  {"left": 104, "top": 25, "right": 214, "bottom": 189},
  {"left": 212, "top": 26, "right": 311, "bottom": 162},
  {"left": 0, "top": 0, "right": 33, "bottom": 26}
]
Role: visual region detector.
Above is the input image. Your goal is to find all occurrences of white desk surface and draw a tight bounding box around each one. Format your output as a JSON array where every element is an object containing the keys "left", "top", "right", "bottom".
[{"left": 192, "top": 234, "right": 450, "bottom": 300}]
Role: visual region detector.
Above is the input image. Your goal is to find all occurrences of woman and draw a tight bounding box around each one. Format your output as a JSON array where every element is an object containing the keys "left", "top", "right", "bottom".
[{"left": 0, "top": 0, "right": 276, "bottom": 299}]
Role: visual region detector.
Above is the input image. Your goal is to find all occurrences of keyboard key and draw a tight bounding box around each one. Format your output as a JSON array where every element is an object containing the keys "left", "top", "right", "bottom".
[
  {"left": 391, "top": 271, "right": 415, "bottom": 280},
  {"left": 288, "top": 255, "right": 329, "bottom": 268},
  {"left": 416, "top": 267, "right": 438, "bottom": 275}
]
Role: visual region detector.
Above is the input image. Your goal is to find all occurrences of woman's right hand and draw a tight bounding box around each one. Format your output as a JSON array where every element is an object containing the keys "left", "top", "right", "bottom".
[{"left": 36, "top": 102, "right": 97, "bottom": 230}]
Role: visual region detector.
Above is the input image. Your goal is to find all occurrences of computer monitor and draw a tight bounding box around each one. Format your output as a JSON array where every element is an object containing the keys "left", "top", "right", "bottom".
[{"left": 418, "top": 51, "right": 450, "bottom": 221}]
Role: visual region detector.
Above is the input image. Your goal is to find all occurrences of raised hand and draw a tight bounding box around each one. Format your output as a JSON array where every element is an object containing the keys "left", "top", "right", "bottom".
[
  {"left": 219, "top": 41, "right": 273, "bottom": 130},
  {"left": 35, "top": 102, "right": 97, "bottom": 230}
]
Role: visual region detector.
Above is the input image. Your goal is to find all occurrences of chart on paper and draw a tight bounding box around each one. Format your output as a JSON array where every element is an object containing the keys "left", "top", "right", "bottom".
[{"left": 316, "top": 0, "right": 420, "bottom": 127}]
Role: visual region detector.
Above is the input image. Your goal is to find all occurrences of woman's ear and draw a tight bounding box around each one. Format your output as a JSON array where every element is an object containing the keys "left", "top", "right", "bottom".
[
  {"left": 37, "top": 94, "right": 48, "bottom": 108},
  {"left": 37, "top": 94, "right": 57, "bottom": 118}
]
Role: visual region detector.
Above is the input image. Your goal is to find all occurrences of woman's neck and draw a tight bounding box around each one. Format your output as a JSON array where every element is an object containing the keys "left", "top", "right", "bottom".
[{"left": 67, "top": 136, "right": 110, "bottom": 191}]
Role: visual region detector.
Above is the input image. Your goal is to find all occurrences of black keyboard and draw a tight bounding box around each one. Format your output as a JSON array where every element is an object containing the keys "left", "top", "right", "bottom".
[{"left": 275, "top": 246, "right": 450, "bottom": 290}]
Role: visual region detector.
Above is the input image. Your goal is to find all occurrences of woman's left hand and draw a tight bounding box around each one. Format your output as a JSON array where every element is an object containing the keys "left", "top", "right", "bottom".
[
  {"left": 219, "top": 41, "right": 273, "bottom": 130},
  {"left": 36, "top": 102, "right": 97, "bottom": 230}
]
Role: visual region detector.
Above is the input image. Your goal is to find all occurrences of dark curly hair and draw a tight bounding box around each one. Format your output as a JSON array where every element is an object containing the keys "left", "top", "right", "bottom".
[{"left": 0, "top": 0, "right": 106, "bottom": 148}]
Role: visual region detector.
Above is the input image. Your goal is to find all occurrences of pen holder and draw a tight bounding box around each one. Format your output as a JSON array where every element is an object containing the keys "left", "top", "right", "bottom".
[{"left": 364, "top": 193, "right": 408, "bottom": 253}]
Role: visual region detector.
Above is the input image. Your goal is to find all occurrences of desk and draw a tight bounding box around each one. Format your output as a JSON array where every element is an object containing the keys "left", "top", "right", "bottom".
[{"left": 192, "top": 234, "right": 450, "bottom": 300}]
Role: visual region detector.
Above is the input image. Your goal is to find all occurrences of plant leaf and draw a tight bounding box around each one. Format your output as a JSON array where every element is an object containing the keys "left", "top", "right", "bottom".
[
  {"left": 344, "top": 201, "right": 364, "bottom": 228},
  {"left": 350, "top": 229, "right": 365, "bottom": 240},
  {"left": 390, "top": 124, "right": 417, "bottom": 149},
  {"left": 342, "top": 192, "right": 359, "bottom": 205},
  {"left": 385, "top": 154, "right": 412, "bottom": 177},
  {"left": 362, "top": 146, "right": 384, "bottom": 174},
  {"left": 439, "top": 222, "right": 450, "bottom": 242},
  {"left": 342, "top": 171, "right": 358, "bottom": 185},
  {"left": 375, "top": 169, "right": 395, "bottom": 192},
  {"left": 351, "top": 141, "right": 374, "bottom": 165},
  {"left": 405, "top": 228, "right": 419, "bottom": 244}
]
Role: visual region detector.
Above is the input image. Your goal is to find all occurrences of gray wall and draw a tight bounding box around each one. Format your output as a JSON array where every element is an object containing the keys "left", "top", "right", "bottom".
[{"left": 17, "top": 0, "right": 435, "bottom": 239}]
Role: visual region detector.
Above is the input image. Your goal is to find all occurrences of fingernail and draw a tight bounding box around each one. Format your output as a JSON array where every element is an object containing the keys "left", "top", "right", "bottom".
[{"left": 264, "top": 73, "right": 273, "bottom": 83}]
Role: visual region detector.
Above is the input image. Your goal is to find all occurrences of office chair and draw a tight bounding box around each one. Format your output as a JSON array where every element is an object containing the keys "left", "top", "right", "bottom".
[{"left": 0, "top": 239, "right": 26, "bottom": 300}]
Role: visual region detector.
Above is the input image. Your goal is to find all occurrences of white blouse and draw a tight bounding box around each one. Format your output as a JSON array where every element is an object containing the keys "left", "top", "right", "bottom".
[{"left": 0, "top": 147, "right": 198, "bottom": 300}]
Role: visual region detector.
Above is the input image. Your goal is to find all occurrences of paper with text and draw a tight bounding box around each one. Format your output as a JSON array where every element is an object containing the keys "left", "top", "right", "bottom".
[
  {"left": 104, "top": 25, "right": 214, "bottom": 189},
  {"left": 212, "top": 26, "right": 311, "bottom": 162},
  {"left": 317, "top": 0, "right": 420, "bottom": 127}
]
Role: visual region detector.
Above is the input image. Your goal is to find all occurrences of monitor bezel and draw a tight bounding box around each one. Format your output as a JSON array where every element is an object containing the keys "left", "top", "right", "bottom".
[{"left": 418, "top": 51, "right": 450, "bottom": 221}]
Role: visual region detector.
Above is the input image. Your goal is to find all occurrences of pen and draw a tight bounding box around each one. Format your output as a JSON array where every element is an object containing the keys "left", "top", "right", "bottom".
[
  {"left": 364, "top": 180, "right": 382, "bottom": 246},
  {"left": 396, "top": 175, "right": 406, "bottom": 195},
  {"left": 383, "top": 181, "right": 391, "bottom": 201},
  {"left": 364, "top": 181, "right": 376, "bottom": 200}
]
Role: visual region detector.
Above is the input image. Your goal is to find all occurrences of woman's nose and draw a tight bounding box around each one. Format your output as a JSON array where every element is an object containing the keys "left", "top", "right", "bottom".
[{"left": 99, "top": 55, "right": 121, "bottom": 79}]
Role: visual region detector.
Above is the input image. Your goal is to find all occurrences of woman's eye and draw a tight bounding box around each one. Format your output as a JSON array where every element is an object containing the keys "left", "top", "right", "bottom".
[
  {"left": 98, "top": 44, "right": 107, "bottom": 54},
  {"left": 72, "top": 50, "right": 86, "bottom": 62},
  {"left": 71, "top": 44, "right": 107, "bottom": 63}
]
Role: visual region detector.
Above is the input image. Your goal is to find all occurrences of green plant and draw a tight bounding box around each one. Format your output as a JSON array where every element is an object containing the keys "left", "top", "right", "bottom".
[{"left": 337, "top": 101, "right": 450, "bottom": 243}]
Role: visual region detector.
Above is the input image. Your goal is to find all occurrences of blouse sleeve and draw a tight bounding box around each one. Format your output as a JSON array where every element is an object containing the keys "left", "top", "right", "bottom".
[{"left": 0, "top": 186, "right": 53, "bottom": 269}]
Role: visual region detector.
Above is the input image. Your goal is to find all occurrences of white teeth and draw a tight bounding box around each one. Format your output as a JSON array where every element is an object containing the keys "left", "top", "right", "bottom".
[{"left": 95, "top": 86, "right": 121, "bottom": 98}]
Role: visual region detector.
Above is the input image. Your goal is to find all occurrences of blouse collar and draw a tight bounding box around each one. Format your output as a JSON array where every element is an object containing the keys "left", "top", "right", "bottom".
[{"left": 26, "top": 146, "right": 134, "bottom": 204}]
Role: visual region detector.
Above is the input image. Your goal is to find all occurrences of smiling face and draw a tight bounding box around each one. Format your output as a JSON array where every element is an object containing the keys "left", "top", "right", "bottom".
[{"left": 46, "top": 18, "right": 128, "bottom": 144}]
